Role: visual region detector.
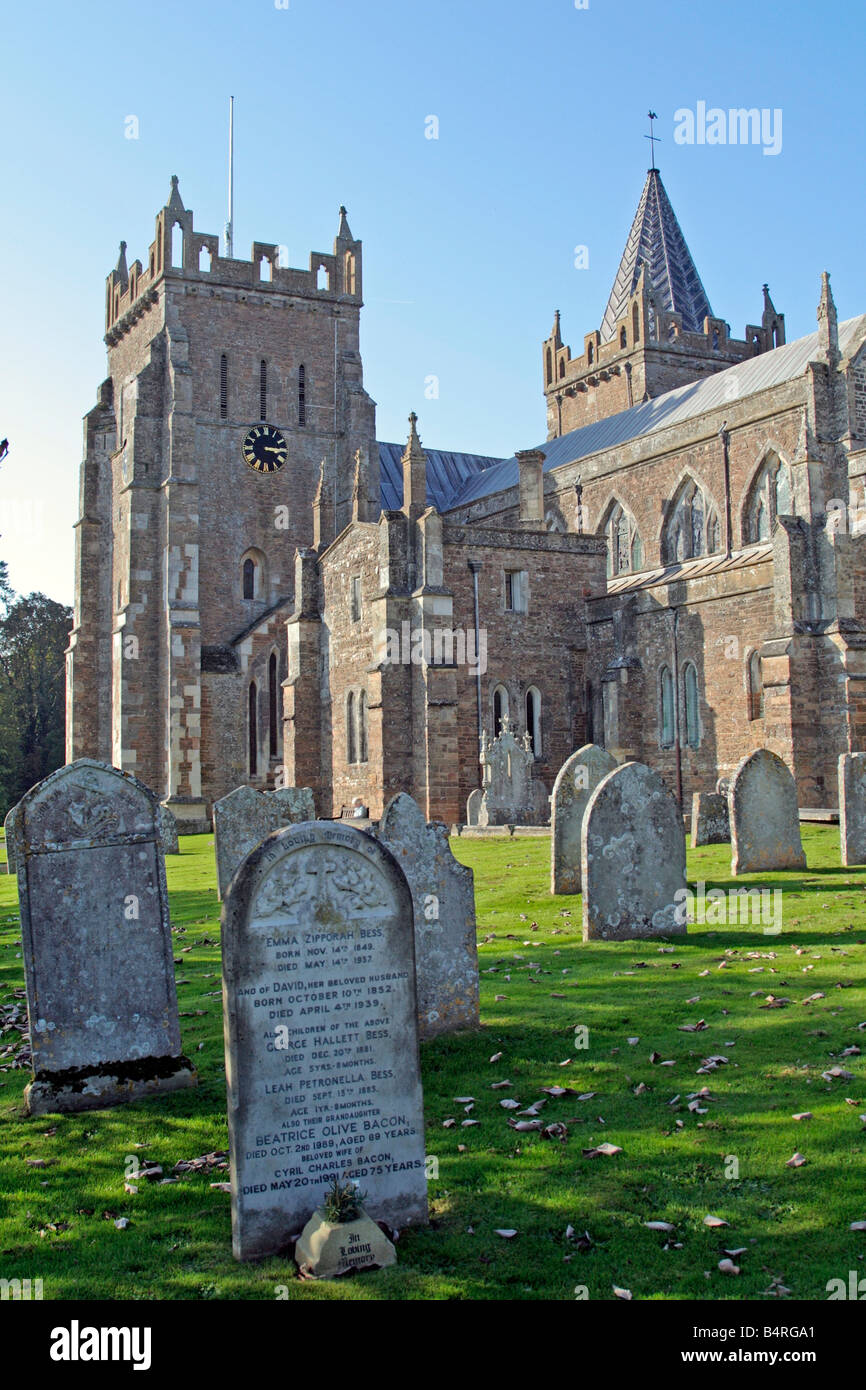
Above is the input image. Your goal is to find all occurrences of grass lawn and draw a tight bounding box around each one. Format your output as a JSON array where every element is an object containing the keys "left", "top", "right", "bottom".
[{"left": 0, "top": 825, "right": 864, "bottom": 1301}]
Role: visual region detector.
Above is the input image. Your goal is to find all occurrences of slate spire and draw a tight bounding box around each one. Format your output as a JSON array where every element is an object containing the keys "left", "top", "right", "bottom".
[{"left": 600, "top": 168, "right": 712, "bottom": 343}]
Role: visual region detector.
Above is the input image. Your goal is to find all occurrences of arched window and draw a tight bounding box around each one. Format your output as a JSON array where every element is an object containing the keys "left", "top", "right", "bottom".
[
  {"left": 744, "top": 452, "right": 793, "bottom": 544},
  {"left": 268, "top": 652, "right": 278, "bottom": 757},
  {"left": 248, "top": 682, "right": 258, "bottom": 776},
  {"left": 345, "top": 252, "right": 356, "bottom": 294},
  {"left": 748, "top": 649, "right": 764, "bottom": 721},
  {"left": 259, "top": 360, "right": 267, "bottom": 421},
  {"left": 493, "top": 685, "right": 509, "bottom": 737},
  {"left": 346, "top": 691, "right": 356, "bottom": 764},
  {"left": 242, "top": 557, "right": 255, "bottom": 600},
  {"left": 298, "top": 364, "right": 306, "bottom": 426},
  {"left": 664, "top": 479, "right": 721, "bottom": 563},
  {"left": 171, "top": 222, "right": 183, "bottom": 268},
  {"left": 546, "top": 347, "right": 552, "bottom": 384},
  {"left": 632, "top": 302, "right": 640, "bottom": 343},
  {"left": 220, "top": 354, "right": 228, "bottom": 419},
  {"left": 558, "top": 358, "right": 565, "bottom": 378},
  {"left": 587, "top": 342, "right": 594, "bottom": 365},
  {"left": 604, "top": 501, "right": 643, "bottom": 577},
  {"left": 683, "top": 662, "right": 700, "bottom": 748},
  {"left": 525, "top": 686, "right": 542, "bottom": 757},
  {"left": 317, "top": 264, "right": 329, "bottom": 291},
  {"left": 358, "top": 690, "right": 368, "bottom": 763},
  {"left": 198, "top": 244, "right": 211, "bottom": 272},
  {"left": 620, "top": 325, "right": 627, "bottom": 349},
  {"left": 659, "top": 666, "right": 674, "bottom": 748}
]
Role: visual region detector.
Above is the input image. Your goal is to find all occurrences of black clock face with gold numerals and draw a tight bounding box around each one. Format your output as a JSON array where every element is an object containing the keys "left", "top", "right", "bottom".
[{"left": 242, "top": 423, "right": 287, "bottom": 473}]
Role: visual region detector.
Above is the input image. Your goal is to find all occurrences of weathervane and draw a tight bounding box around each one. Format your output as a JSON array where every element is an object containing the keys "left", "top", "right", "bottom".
[{"left": 645, "top": 109, "right": 661, "bottom": 170}]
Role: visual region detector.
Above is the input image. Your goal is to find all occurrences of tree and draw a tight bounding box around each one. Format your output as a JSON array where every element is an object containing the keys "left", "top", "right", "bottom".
[{"left": 0, "top": 592, "right": 72, "bottom": 819}]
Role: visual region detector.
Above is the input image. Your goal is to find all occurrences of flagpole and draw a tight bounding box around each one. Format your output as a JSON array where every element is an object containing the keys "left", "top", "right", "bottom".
[{"left": 225, "top": 96, "right": 234, "bottom": 258}]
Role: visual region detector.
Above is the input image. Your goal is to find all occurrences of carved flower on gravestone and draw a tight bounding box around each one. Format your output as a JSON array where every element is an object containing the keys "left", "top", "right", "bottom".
[
  {"left": 66, "top": 783, "right": 120, "bottom": 838},
  {"left": 251, "top": 850, "right": 390, "bottom": 926}
]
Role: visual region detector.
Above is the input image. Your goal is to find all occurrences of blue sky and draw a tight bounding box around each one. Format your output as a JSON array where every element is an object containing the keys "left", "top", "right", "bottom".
[{"left": 1, "top": 0, "right": 864, "bottom": 604}]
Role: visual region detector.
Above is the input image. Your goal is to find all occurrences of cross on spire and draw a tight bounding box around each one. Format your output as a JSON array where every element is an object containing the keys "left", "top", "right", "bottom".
[{"left": 645, "top": 110, "right": 661, "bottom": 170}]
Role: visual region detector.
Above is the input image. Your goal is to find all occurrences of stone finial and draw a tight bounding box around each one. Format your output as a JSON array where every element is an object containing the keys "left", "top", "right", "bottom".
[
  {"left": 167, "top": 174, "right": 185, "bottom": 215},
  {"left": 352, "top": 449, "right": 363, "bottom": 522},
  {"left": 516, "top": 448, "right": 545, "bottom": 526},
  {"left": 817, "top": 270, "right": 839, "bottom": 363},
  {"left": 401, "top": 412, "right": 427, "bottom": 518},
  {"left": 337, "top": 205, "right": 353, "bottom": 240},
  {"left": 115, "top": 240, "right": 129, "bottom": 289},
  {"left": 550, "top": 309, "right": 562, "bottom": 347}
]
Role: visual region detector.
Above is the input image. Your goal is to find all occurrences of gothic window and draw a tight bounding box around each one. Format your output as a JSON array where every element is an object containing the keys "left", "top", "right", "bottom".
[
  {"left": 546, "top": 347, "right": 553, "bottom": 384},
  {"left": 268, "top": 652, "right": 278, "bottom": 757},
  {"left": 526, "top": 686, "right": 542, "bottom": 757},
  {"left": 260, "top": 360, "right": 267, "bottom": 420},
  {"left": 346, "top": 691, "right": 357, "bottom": 764},
  {"left": 664, "top": 479, "right": 721, "bottom": 563},
  {"left": 620, "top": 326, "right": 627, "bottom": 349},
  {"left": 317, "top": 264, "right": 328, "bottom": 291},
  {"left": 604, "top": 501, "right": 643, "bottom": 577},
  {"left": 198, "top": 244, "right": 211, "bottom": 272},
  {"left": 298, "top": 365, "right": 306, "bottom": 426},
  {"left": 683, "top": 662, "right": 700, "bottom": 748},
  {"left": 358, "top": 690, "right": 368, "bottom": 763},
  {"left": 248, "top": 682, "right": 258, "bottom": 776},
  {"left": 345, "top": 252, "right": 356, "bottom": 294},
  {"left": 171, "top": 222, "right": 183, "bottom": 268},
  {"left": 559, "top": 358, "right": 565, "bottom": 378},
  {"left": 242, "top": 558, "right": 255, "bottom": 600},
  {"left": 504, "top": 570, "right": 528, "bottom": 613},
  {"left": 744, "top": 452, "right": 793, "bottom": 544},
  {"left": 748, "top": 649, "right": 764, "bottom": 721},
  {"left": 659, "top": 666, "right": 674, "bottom": 748},
  {"left": 220, "top": 354, "right": 228, "bottom": 419},
  {"left": 350, "top": 575, "right": 361, "bottom": 623},
  {"left": 633, "top": 303, "right": 640, "bottom": 343},
  {"left": 587, "top": 343, "right": 594, "bottom": 365},
  {"left": 493, "top": 685, "right": 509, "bottom": 737}
]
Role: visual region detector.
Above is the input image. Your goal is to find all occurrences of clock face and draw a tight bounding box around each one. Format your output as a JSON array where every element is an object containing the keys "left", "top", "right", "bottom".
[{"left": 242, "top": 423, "right": 287, "bottom": 473}]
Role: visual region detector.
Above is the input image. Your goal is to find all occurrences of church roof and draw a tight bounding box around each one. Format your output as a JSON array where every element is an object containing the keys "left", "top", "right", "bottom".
[
  {"left": 378, "top": 441, "right": 507, "bottom": 512},
  {"left": 445, "top": 314, "right": 866, "bottom": 512},
  {"left": 599, "top": 167, "right": 713, "bottom": 343}
]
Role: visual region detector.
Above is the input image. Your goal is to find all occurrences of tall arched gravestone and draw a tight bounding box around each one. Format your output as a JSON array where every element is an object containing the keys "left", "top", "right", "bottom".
[
  {"left": 3, "top": 803, "right": 18, "bottom": 874},
  {"left": 465, "top": 789, "right": 483, "bottom": 827},
  {"left": 550, "top": 744, "right": 617, "bottom": 894},
  {"left": 839, "top": 752, "right": 866, "bottom": 866},
  {"left": 221, "top": 820, "right": 427, "bottom": 1261},
  {"left": 377, "top": 793, "right": 479, "bottom": 1039},
  {"left": 13, "top": 759, "right": 195, "bottom": 1116},
  {"left": 213, "top": 784, "right": 316, "bottom": 899},
  {"left": 729, "top": 749, "right": 806, "bottom": 875},
  {"left": 582, "top": 761, "right": 687, "bottom": 941}
]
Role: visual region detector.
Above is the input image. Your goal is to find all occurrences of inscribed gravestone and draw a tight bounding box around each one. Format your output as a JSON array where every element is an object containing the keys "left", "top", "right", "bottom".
[
  {"left": 729, "top": 749, "right": 806, "bottom": 875},
  {"left": 213, "top": 785, "right": 316, "bottom": 898},
  {"left": 477, "top": 721, "right": 549, "bottom": 826},
  {"left": 465, "top": 789, "right": 483, "bottom": 827},
  {"left": 14, "top": 758, "right": 195, "bottom": 1116},
  {"left": 221, "top": 820, "right": 427, "bottom": 1261},
  {"left": 690, "top": 791, "right": 730, "bottom": 848},
  {"left": 582, "top": 761, "right": 687, "bottom": 941},
  {"left": 159, "top": 802, "right": 179, "bottom": 855},
  {"left": 838, "top": 752, "right": 866, "bottom": 866},
  {"left": 550, "top": 744, "right": 617, "bottom": 894},
  {"left": 377, "top": 792, "right": 479, "bottom": 1039},
  {"left": 3, "top": 803, "right": 17, "bottom": 875}
]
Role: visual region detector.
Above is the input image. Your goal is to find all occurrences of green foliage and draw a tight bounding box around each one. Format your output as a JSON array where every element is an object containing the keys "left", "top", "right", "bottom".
[
  {"left": 0, "top": 591, "right": 72, "bottom": 819},
  {"left": 322, "top": 1176, "right": 367, "bottom": 1224},
  {"left": 0, "top": 827, "right": 863, "bottom": 1301}
]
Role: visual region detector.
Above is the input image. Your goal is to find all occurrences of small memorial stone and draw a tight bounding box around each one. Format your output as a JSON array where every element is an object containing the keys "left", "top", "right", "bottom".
[
  {"left": 213, "top": 784, "right": 316, "bottom": 898},
  {"left": 730, "top": 749, "right": 806, "bottom": 875},
  {"left": 221, "top": 820, "right": 427, "bottom": 1261},
  {"left": 690, "top": 791, "right": 730, "bottom": 848},
  {"left": 14, "top": 758, "right": 195, "bottom": 1116}
]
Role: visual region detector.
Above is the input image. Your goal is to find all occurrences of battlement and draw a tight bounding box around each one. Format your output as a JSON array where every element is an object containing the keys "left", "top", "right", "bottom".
[
  {"left": 105, "top": 176, "right": 362, "bottom": 344},
  {"left": 543, "top": 267, "right": 786, "bottom": 436}
]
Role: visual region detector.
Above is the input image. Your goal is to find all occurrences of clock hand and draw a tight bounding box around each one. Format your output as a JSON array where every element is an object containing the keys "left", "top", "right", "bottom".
[{"left": 262, "top": 445, "right": 284, "bottom": 453}]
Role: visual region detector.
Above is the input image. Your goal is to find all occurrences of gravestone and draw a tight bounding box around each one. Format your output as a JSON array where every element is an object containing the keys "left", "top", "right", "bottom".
[
  {"left": 377, "top": 792, "right": 479, "bottom": 1039},
  {"left": 476, "top": 720, "right": 549, "bottom": 826},
  {"left": 582, "top": 761, "right": 687, "bottom": 941},
  {"left": 729, "top": 749, "right": 806, "bottom": 875},
  {"left": 13, "top": 758, "right": 195, "bottom": 1116},
  {"left": 3, "top": 803, "right": 17, "bottom": 875},
  {"left": 550, "top": 744, "right": 617, "bottom": 894},
  {"left": 690, "top": 791, "right": 730, "bottom": 848},
  {"left": 465, "top": 789, "right": 483, "bottom": 826},
  {"left": 213, "top": 785, "right": 316, "bottom": 898},
  {"left": 221, "top": 820, "right": 427, "bottom": 1261},
  {"left": 838, "top": 752, "right": 866, "bottom": 866},
  {"left": 159, "top": 802, "right": 179, "bottom": 855}
]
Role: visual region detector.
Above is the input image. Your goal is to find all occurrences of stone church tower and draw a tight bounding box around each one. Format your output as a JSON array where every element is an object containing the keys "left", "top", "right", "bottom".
[{"left": 66, "top": 177, "right": 377, "bottom": 829}]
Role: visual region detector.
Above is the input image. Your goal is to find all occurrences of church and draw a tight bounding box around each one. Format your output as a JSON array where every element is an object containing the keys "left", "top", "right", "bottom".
[{"left": 65, "top": 165, "right": 866, "bottom": 830}]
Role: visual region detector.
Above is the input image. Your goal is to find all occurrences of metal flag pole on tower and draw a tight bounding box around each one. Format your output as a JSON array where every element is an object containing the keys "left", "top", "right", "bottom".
[{"left": 225, "top": 96, "right": 234, "bottom": 258}]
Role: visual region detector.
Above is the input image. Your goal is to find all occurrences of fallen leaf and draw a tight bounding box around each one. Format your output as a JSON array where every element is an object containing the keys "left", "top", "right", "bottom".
[
  {"left": 494, "top": 1228, "right": 517, "bottom": 1239},
  {"left": 583, "top": 1142, "right": 622, "bottom": 1158},
  {"left": 718, "top": 1258, "right": 740, "bottom": 1275},
  {"left": 114, "top": 1217, "right": 130, "bottom": 1230},
  {"left": 489, "top": 1052, "right": 503, "bottom": 1063},
  {"left": 644, "top": 1220, "right": 676, "bottom": 1232},
  {"left": 613, "top": 1286, "right": 633, "bottom": 1300},
  {"left": 500, "top": 1099, "right": 521, "bottom": 1110},
  {"left": 703, "top": 1215, "right": 729, "bottom": 1228},
  {"left": 508, "top": 1119, "right": 543, "bottom": 1132},
  {"left": 792, "top": 1112, "right": 813, "bottom": 1121},
  {"left": 491, "top": 1080, "right": 512, "bottom": 1090},
  {"left": 786, "top": 1152, "right": 807, "bottom": 1167}
]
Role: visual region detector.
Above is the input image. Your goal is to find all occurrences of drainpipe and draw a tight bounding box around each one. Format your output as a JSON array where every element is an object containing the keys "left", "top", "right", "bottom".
[
  {"left": 671, "top": 606, "right": 683, "bottom": 812},
  {"left": 468, "top": 560, "right": 483, "bottom": 779},
  {"left": 719, "top": 421, "right": 732, "bottom": 558}
]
